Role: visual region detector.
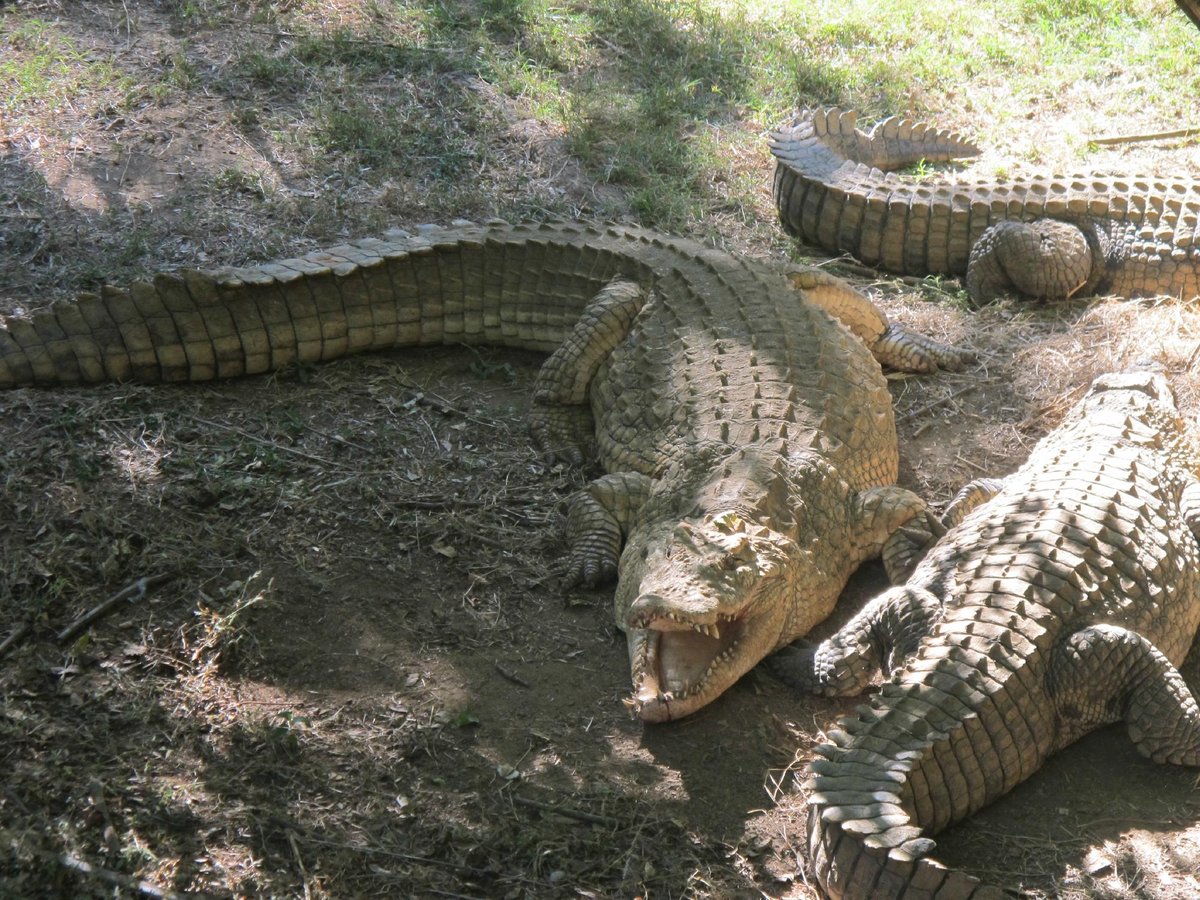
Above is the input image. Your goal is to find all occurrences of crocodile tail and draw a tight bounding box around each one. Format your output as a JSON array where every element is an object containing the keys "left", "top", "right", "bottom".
[
  {"left": 805, "top": 657, "right": 1048, "bottom": 899},
  {"left": 769, "top": 107, "right": 979, "bottom": 178},
  {"left": 770, "top": 109, "right": 981, "bottom": 274},
  {"left": 0, "top": 221, "right": 645, "bottom": 387}
]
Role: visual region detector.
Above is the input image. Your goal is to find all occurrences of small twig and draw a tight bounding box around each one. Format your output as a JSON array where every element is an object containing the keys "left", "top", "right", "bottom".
[
  {"left": 2, "top": 785, "right": 33, "bottom": 815},
  {"left": 54, "top": 852, "right": 200, "bottom": 899},
  {"left": 510, "top": 795, "right": 622, "bottom": 827},
  {"left": 955, "top": 451, "right": 991, "bottom": 475},
  {"left": 391, "top": 364, "right": 506, "bottom": 428},
  {"left": 295, "top": 834, "right": 494, "bottom": 878},
  {"left": 392, "top": 496, "right": 488, "bottom": 509},
  {"left": 898, "top": 383, "right": 980, "bottom": 423},
  {"left": 1090, "top": 126, "right": 1200, "bottom": 146},
  {"left": 467, "top": 530, "right": 524, "bottom": 552},
  {"left": 298, "top": 422, "right": 373, "bottom": 453},
  {"left": 262, "top": 805, "right": 497, "bottom": 879},
  {"left": 493, "top": 662, "right": 531, "bottom": 688},
  {"left": 0, "top": 622, "right": 32, "bottom": 660},
  {"left": 57, "top": 573, "right": 176, "bottom": 644},
  {"left": 1187, "top": 340, "right": 1200, "bottom": 371},
  {"left": 821, "top": 258, "right": 930, "bottom": 288},
  {"left": 188, "top": 415, "right": 352, "bottom": 470},
  {"left": 287, "top": 831, "right": 313, "bottom": 900}
]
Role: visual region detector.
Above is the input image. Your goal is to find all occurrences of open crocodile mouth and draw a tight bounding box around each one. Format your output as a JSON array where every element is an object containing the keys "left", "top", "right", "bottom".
[{"left": 625, "top": 610, "right": 748, "bottom": 722}]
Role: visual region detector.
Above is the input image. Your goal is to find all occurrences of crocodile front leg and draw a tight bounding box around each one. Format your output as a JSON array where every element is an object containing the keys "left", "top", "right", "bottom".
[
  {"left": 565, "top": 472, "right": 653, "bottom": 588},
  {"left": 965, "top": 219, "right": 1098, "bottom": 303},
  {"left": 766, "top": 584, "right": 943, "bottom": 695},
  {"left": 882, "top": 477, "right": 1006, "bottom": 582},
  {"left": 530, "top": 278, "right": 646, "bottom": 465},
  {"left": 786, "top": 267, "right": 973, "bottom": 373}
]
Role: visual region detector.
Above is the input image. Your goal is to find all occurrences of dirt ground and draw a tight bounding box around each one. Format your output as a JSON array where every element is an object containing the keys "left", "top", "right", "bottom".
[{"left": 3, "top": 2, "right": 1200, "bottom": 898}]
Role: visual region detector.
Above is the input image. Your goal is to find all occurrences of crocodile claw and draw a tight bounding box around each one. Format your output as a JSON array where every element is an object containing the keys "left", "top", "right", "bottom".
[
  {"left": 563, "top": 552, "right": 619, "bottom": 590},
  {"left": 529, "top": 403, "right": 595, "bottom": 468}
]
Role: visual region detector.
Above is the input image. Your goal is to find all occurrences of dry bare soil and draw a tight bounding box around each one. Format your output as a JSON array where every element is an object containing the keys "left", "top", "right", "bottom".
[{"left": 3, "top": 2, "right": 1200, "bottom": 898}]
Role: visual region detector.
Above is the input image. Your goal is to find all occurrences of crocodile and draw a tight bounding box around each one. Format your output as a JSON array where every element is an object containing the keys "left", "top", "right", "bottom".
[
  {"left": 767, "top": 371, "right": 1200, "bottom": 898},
  {"left": 0, "top": 219, "right": 969, "bottom": 723},
  {"left": 770, "top": 107, "right": 1200, "bottom": 303}
]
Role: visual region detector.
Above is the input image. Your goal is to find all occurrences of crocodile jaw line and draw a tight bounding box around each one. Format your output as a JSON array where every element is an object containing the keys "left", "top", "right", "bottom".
[{"left": 625, "top": 609, "right": 752, "bottom": 723}]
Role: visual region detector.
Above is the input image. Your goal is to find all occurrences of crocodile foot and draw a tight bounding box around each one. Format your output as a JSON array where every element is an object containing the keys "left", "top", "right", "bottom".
[{"left": 966, "top": 219, "right": 1095, "bottom": 303}]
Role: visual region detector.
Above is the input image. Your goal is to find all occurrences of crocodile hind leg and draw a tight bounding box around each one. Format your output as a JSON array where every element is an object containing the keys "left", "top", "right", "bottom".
[
  {"left": 565, "top": 472, "right": 653, "bottom": 588},
  {"left": 786, "top": 266, "right": 973, "bottom": 373},
  {"left": 1049, "top": 624, "right": 1200, "bottom": 765},
  {"left": 766, "top": 585, "right": 943, "bottom": 695},
  {"left": 530, "top": 278, "right": 646, "bottom": 465},
  {"left": 965, "top": 219, "right": 1096, "bottom": 303}
]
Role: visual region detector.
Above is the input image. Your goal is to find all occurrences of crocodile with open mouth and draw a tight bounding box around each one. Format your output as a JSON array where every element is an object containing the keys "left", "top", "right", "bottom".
[{"left": 0, "top": 220, "right": 969, "bottom": 721}]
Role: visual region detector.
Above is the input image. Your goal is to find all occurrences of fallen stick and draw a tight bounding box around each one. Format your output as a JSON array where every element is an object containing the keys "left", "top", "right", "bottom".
[
  {"left": 1090, "top": 126, "right": 1200, "bottom": 146},
  {"left": 493, "top": 662, "right": 531, "bottom": 688},
  {"left": 188, "top": 415, "right": 351, "bottom": 471},
  {"left": 0, "top": 622, "right": 31, "bottom": 660},
  {"left": 55, "top": 852, "right": 199, "bottom": 899},
  {"left": 510, "top": 795, "right": 621, "bottom": 827},
  {"left": 898, "top": 383, "right": 980, "bottom": 422},
  {"left": 57, "top": 573, "right": 176, "bottom": 644}
]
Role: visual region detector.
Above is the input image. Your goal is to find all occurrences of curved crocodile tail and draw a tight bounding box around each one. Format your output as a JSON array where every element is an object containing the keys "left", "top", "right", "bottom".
[
  {"left": 769, "top": 107, "right": 980, "bottom": 180},
  {"left": 769, "top": 108, "right": 985, "bottom": 276},
  {"left": 771, "top": 108, "right": 1200, "bottom": 299},
  {"left": 0, "top": 221, "right": 666, "bottom": 388},
  {"left": 806, "top": 659, "right": 1048, "bottom": 899}
]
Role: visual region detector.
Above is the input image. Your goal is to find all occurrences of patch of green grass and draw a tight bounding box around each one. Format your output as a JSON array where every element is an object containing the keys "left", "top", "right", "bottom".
[
  {"left": 162, "top": 0, "right": 242, "bottom": 29},
  {"left": 12, "top": 0, "right": 1194, "bottom": 258},
  {"left": 263, "top": 0, "right": 1196, "bottom": 227},
  {"left": 479, "top": 0, "right": 592, "bottom": 71},
  {"left": 71, "top": 218, "right": 155, "bottom": 287},
  {"left": 233, "top": 46, "right": 301, "bottom": 87},
  {"left": 291, "top": 29, "right": 449, "bottom": 76},
  {"left": 312, "top": 89, "right": 485, "bottom": 177},
  {"left": 0, "top": 18, "right": 127, "bottom": 114}
]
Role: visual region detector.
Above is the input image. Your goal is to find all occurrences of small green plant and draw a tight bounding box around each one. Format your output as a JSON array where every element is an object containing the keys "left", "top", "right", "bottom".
[
  {"left": 163, "top": 50, "right": 199, "bottom": 89},
  {"left": 213, "top": 166, "right": 267, "bottom": 198},
  {"left": 233, "top": 48, "right": 298, "bottom": 87},
  {"left": 263, "top": 709, "right": 313, "bottom": 754},
  {"left": 468, "top": 358, "right": 517, "bottom": 383},
  {"left": 452, "top": 709, "right": 480, "bottom": 728},
  {"left": 920, "top": 274, "right": 973, "bottom": 310}
]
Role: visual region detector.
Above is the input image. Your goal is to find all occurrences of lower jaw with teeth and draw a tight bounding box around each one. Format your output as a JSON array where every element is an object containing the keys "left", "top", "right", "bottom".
[{"left": 627, "top": 627, "right": 741, "bottom": 722}]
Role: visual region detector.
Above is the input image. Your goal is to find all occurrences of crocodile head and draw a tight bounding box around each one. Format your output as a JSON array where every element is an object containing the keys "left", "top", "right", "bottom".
[{"left": 615, "top": 446, "right": 858, "bottom": 723}]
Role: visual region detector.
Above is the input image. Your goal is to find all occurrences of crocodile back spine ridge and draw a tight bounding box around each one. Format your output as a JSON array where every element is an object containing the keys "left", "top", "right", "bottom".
[
  {"left": 806, "top": 651, "right": 1054, "bottom": 899},
  {"left": 0, "top": 222, "right": 663, "bottom": 387}
]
